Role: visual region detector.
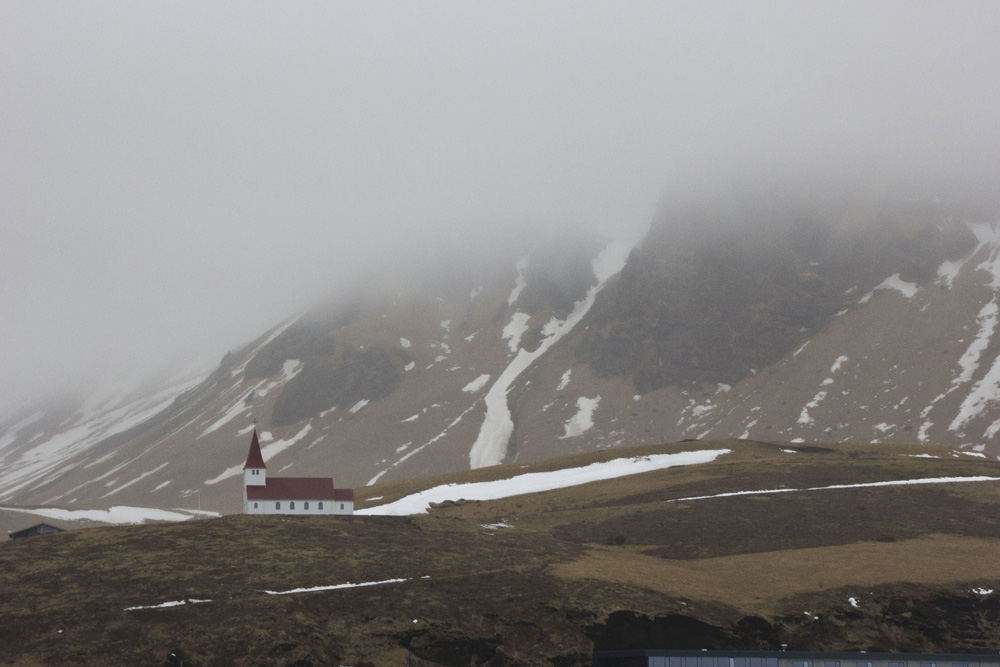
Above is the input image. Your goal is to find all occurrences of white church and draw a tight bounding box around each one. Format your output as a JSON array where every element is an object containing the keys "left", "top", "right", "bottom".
[{"left": 242, "top": 429, "right": 354, "bottom": 515}]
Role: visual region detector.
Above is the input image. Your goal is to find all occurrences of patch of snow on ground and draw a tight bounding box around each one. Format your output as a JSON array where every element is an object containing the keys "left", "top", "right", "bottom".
[
  {"left": 557, "top": 370, "right": 572, "bottom": 391},
  {"left": 402, "top": 414, "right": 419, "bottom": 423},
  {"left": 873, "top": 423, "right": 893, "bottom": 433},
  {"left": 228, "top": 318, "right": 298, "bottom": 377},
  {"left": 264, "top": 577, "right": 411, "bottom": 596},
  {"left": 972, "top": 587, "right": 994, "bottom": 595},
  {"left": 561, "top": 397, "right": 600, "bottom": 439},
  {"left": 125, "top": 598, "right": 212, "bottom": 611},
  {"left": 830, "top": 355, "right": 848, "bottom": 373},
  {"left": 691, "top": 403, "right": 715, "bottom": 418},
  {"left": 507, "top": 257, "right": 529, "bottom": 305},
  {"left": 502, "top": 312, "right": 531, "bottom": 352},
  {"left": 0, "top": 505, "right": 199, "bottom": 524},
  {"left": 400, "top": 338, "right": 411, "bottom": 349},
  {"left": 937, "top": 258, "right": 965, "bottom": 288},
  {"left": 405, "top": 362, "right": 415, "bottom": 371},
  {"left": 462, "top": 374, "right": 491, "bottom": 393},
  {"left": 0, "top": 375, "right": 203, "bottom": 501},
  {"left": 0, "top": 411, "right": 45, "bottom": 453},
  {"left": 848, "top": 597, "right": 859, "bottom": 608},
  {"left": 875, "top": 274, "right": 919, "bottom": 298},
  {"left": 666, "top": 475, "right": 1000, "bottom": 504},
  {"left": 793, "top": 341, "right": 809, "bottom": 357},
  {"left": 798, "top": 392, "right": 827, "bottom": 425},
  {"left": 102, "top": 462, "right": 170, "bottom": 498},
  {"left": 153, "top": 480, "right": 171, "bottom": 491},
  {"left": 440, "top": 320, "right": 451, "bottom": 331},
  {"left": 956, "top": 301, "right": 998, "bottom": 385},
  {"left": 361, "top": 449, "right": 729, "bottom": 515},
  {"left": 468, "top": 240, "right": 634, "bottom": 469},
  {"left": 368, "top": 402, "right": 482, "bottom": 486},
  {"left": 349, "top": 400, "right": 369, "bottom": 414},
  {"left": 974, "top": 224, "right": 1000, "bottom": 287},
  {"left": 949, "top": 352, "right": 1000, "bottom": 434}
]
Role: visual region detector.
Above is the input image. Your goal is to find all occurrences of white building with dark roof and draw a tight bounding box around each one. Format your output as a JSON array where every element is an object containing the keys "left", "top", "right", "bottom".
[{"left": 242, "top": 429, "right": 353, "bottom": 515}]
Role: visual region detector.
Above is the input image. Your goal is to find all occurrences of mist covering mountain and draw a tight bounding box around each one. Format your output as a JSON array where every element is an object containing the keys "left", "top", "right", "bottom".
[{"left": 2, "top": 190, "right": 999, "bottom": 522}]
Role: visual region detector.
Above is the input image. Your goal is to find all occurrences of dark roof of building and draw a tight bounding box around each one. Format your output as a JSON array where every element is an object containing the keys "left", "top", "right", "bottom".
[
  {"left": 243, "top": 429, "right": 266, "bottom": 470},
  {"left": 8, "top": 523, "right": 64, "bottom": 539},
  {"left": 246, "top": 477, "right": 354, "bottom": 502}
]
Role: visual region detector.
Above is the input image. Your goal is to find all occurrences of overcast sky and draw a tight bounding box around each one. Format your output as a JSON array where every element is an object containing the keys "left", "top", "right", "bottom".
[{"left": 2, "top": 1, "right": 999, "bottom": 416}]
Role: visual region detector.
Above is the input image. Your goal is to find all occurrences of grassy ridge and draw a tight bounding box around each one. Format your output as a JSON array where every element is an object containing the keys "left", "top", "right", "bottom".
[{"left": 3, "top": 440, "right": 1000, "bottom": 665}]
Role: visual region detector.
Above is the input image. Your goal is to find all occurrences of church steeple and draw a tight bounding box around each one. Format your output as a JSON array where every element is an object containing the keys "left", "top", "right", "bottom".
[
  {"left": 243, "top": 429, "right": 266, "bottom": 491},
  {"left": 244, "top": 429, "right": 266, "bottom": 470}
]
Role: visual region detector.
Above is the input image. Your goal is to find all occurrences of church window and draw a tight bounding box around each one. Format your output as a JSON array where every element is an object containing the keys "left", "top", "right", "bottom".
[
  {"left": 318, "top": 502, "right": 324, "bottom": 510},
  {"left": 340, "top": 503, "right": 345, "bottom": 510},
  {"left": 304, "top": 502, "right": 309, "bottom": 509},
  {"left": 290, "top": 501, "right": 295, "bottom": 510},
  {"left": 253, "top": 502, "right": 258, "bottom": 509},
  {"left": 275, "top": 501, "right": 280, "bottom": 510}
]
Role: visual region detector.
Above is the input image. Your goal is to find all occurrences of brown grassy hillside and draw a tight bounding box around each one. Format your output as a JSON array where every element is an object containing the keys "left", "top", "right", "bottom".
[{"left": 3, "top": 440, "right": 1000, "bottom": 665}]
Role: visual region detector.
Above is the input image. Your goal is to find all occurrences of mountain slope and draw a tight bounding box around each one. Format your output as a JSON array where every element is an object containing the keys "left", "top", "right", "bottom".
[{"left": 2, "top": 199, "right": 1000, "bottom": 515}]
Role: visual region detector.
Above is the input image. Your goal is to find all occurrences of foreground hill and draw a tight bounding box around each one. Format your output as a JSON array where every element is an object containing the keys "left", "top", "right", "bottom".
[{"left": 4, "top": 441, "right": 1000, "bottom": 665}]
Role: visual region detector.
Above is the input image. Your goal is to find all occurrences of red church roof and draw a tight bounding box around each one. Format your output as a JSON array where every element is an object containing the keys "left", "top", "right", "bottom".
[
  {"left": 243, "top": 429, "right": 266, "bottom": 470},
  {"left": 246, "top": 477, "right": 353, "bottom": 501}
]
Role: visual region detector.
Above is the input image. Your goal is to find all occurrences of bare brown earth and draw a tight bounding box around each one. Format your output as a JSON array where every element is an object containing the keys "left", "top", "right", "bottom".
[{"left": 3, "top": 440, "right": 1000, "bottom": 665}]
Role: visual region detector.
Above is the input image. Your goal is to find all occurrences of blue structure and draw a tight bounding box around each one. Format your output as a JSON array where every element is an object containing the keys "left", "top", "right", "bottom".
[{"left": 593, "top": 650, "right": 1000, "bottom": 667}]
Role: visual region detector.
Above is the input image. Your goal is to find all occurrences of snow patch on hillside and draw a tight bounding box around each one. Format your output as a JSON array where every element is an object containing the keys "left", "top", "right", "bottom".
[
  {"left": 0, "top": 504, "right": 207, "bottom": 524},
  {"left": 469, "top": 240, "right": 633, "bottom": 469},
  {"left": 125, "top": 598, "right": 212, "bottom": 611},
  {"left": 368, "top": 401, "right": 483, "bottom": 486},
  {"left": 798, "top": 356, "right": 849, "bottom": 425},
  {"left": 951, "top": 354, "right": 1000, "bottom": 435},
  {"left": 507, "top": 257, "right": 529, "bottom": 305},
  {"left": 0, "top": 375, "right": 203, "bottom": 501},
  {"left": 502, "top": 312, "right": 531, "bottom": 352},
  {"left": 400, "top": 338, "right": 411, "bottom": 349},
  {"left": 858, "top": 275, "right": 918, "bottom": 304},
  {"left": 462, "top": 374, "right": 491, "bottom": 393},
  {"left": 974, "top": 225, "right": 1000, "bottom": 288},
  {"left": 199, "top": 360, "right": 302, "bottom": 439},
  {"left": 668, "top": 475, "right": 1000, "bottom": 504},
  {"left": 362, "top": 448, "right": 729, "bottom": 515},
  {"left": 561, "top": 396, "right": 600, "bottom": 439},
  {"left": 204, "top": 423, "right": 313, "bottom": 485},
  {"left": 102, "top": 462, "right": 169, "bottom": 498},
  {"left": 264, "top": 577, "right": 412, "bottom": 596},
  {"left": 557, "top": 370, "right": 572, "bottom": 391},
  {"left": 937, "top": 258, "right": 965, "bottom": 288},
  {"left": 955, "top": 301, "right": 999, "bottom": 385}
]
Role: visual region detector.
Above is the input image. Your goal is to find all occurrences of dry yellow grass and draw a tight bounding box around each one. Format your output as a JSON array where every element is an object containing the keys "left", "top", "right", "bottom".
[{"left": 553, "top": 533, "right": 1000, "bottom": 613}]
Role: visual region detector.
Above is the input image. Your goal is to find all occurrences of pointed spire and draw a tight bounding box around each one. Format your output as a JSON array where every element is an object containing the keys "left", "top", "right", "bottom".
[{"left": 243, "top": 428, "right": 266, "bottom": 470}]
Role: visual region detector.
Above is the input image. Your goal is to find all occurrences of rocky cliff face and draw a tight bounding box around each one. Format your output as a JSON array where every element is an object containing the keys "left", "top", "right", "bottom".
[{"left": 2, "top": 197, "right": 999, "bottom": 515}]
